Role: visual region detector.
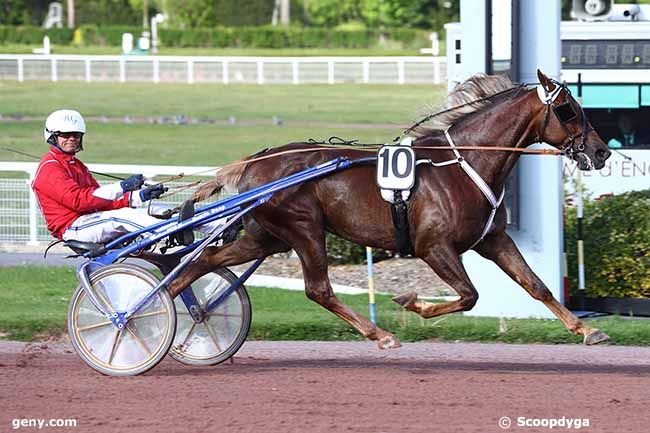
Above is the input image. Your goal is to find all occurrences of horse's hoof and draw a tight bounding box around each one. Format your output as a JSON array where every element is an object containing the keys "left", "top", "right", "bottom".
[
  {"left": 392, "top": 291, "right": 417, "bottom": 308},
  {"left": 584, "top": 329, "right": 610, "bottom": 345},
  {"left": 377, "top": 335, "right": 402, "bottom": 350}
]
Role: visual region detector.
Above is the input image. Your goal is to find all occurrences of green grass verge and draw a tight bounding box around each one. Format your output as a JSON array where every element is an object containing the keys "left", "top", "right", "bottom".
[
  {"left": 1, "top": 122, "right": 394, "bottom": 166},
  {"left": 0, "top": 43, "right": 430, "bottom": 57},
  {"left": 0, "top": 82, "right": 444, "bottom": 123},
  {"left": 1, "top": 266, "right": 648, "bottom": 345},
  {"left": 0, "top": 81, "right": 445, "bottom": 166}
]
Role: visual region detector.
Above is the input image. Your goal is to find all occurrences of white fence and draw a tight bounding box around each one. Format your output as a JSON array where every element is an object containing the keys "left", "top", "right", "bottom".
[
  {"left": 0, "top": 54, "right": 446, "bottom": 85},
  {"left": 0, "top": 162, "right": 219, "bottom": 245}
]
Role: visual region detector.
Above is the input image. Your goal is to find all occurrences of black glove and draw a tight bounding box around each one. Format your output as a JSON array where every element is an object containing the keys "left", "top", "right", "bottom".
[
  {"left": 139, "top": 184, "right": 168, "bottom": 201},
  {"left": 120, "top": 174, "right": 145, "bottom": 192}
]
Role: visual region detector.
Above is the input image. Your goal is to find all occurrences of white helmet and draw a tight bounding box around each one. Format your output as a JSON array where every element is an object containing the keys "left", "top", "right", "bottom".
[{"left": 44, "top": 109, "right": 86, "bottom": 142}]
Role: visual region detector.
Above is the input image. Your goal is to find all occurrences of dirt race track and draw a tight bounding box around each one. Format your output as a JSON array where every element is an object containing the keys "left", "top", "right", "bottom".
[{"left": 2, "top": 340, "right": 650, "bottom": 433}]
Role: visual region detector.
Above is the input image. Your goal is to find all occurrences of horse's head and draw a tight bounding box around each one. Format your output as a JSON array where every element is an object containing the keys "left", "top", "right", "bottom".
[{"left": 534, "top": 69, "right": 610, "bottom": 170}]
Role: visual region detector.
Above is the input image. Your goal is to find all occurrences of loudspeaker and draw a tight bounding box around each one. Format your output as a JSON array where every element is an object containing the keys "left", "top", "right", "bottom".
[{"left": 571, "top": 0, "right": 614, "bottom": 21}]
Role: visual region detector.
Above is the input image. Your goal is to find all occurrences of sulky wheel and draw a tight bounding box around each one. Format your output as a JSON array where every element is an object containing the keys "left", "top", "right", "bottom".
[
  {"left": 67, "top": 264, "right": 176, "bottom": 376},
  {"left": 169, "top": 268, "right": 251, "bottom": 366}
]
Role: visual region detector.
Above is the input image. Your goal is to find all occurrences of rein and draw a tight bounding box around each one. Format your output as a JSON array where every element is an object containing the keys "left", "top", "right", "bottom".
[
  {"left": 165, "top": 142, "right": 560, "bottom": 182},
  {"left": 149, "top": 142, "right": 561, "bottom": 199}
]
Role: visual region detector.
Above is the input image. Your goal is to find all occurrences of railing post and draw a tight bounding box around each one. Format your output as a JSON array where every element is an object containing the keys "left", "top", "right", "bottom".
[
  {"left": 85, "top": 58, "right": 91, "bottom": 82},
  {"left": 292, "top": 61, "right": 299, "bottom": 85},
  {"left": 257, "top": 60, "right": 264, "bottom": 85},
  {"left": 17, "top": 57, "right": 24, "bottom": 82},
  {"left": 397, "top": 60, "right": 405, "bottom": 85},
  {"left": 362, "top": 61, "right": 370, "bottom": 84},
  {"left": 433, "top": 58, "right": 441, "bottom": 84},
  {"left": 51, "top": 57, "right": 57, "bottom": 82},
  {"left": 327, "top": 60, "right": 334, "bottom": 85},
  {"left": 119, "top": 58, "right": 126, "bottom": 83},
  {"left": 187, "top": 60, "right": 194, "bottom": 84},
  {"left": 27, "top": 175, "right": 39, "bottom": 246},
  {"left": 222, "top": 60, "right": 229, "bottom": 84}
]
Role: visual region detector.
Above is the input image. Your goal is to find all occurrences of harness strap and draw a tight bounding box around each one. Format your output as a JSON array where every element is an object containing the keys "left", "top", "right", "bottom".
[
  {"left": 443, "top": 128, "right": 505, "bottom": 249},
  {"left": 390, "top": 190, "right": 414, "bottom": 256}
]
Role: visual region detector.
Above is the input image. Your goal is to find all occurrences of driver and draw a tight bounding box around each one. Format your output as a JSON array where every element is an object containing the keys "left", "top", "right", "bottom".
[{"left": 32, "top": 109, "right": 201, "bottom": 244}]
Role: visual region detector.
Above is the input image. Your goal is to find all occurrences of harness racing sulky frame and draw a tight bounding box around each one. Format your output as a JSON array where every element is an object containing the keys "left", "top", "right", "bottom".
[{"left": 65, "top": 157, "right": 367, "bottom": 376}]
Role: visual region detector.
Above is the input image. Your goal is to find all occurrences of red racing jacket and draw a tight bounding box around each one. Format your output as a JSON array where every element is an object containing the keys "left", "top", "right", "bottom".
[{"left": 31, "top": 148, "right": 132, "bottom": 239}]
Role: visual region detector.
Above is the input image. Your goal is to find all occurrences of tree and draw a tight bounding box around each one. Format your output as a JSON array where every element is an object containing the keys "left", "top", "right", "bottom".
[
  {"left": 306, "top": 0, "right": 459, "bottom": 30},
  {"left": 74, "top": 0, "right": 142, "bottom": 25},
  {"left": 67, "top": 0, "right": 75, "bottom": 28},
  {"left": 0, "top": 0, "right": 50, "bottom": 25},
  {"left": 162, "top": 0, "right": 217, "bottom": 28},
  {"left": 306, "top": 0, "right": 361, "bottom": 26}
]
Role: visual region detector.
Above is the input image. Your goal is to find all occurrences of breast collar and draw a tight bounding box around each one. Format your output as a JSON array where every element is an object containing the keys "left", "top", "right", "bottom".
[{"left": 443, "top": 129, "right": 505, "bottom": 250}]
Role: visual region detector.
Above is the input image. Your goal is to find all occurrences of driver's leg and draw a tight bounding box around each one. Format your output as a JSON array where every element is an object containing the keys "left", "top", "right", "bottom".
[{"left": 62, "top": 208, "right": 161, "bottom": 244}]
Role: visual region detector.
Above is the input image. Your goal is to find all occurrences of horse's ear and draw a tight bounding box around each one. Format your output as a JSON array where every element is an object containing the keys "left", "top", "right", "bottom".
[{"left": 537, "top": 69, "right": 556, "bottom": 92}]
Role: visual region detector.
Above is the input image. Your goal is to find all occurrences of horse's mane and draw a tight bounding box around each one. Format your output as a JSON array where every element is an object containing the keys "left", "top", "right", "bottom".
[{"left": 413, "top": 73, "right": 516, "bottom": 137}]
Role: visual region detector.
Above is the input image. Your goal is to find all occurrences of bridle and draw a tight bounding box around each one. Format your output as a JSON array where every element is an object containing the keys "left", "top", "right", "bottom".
[{"left": 536, "top": 79, "right": 593, "bottom": 161}]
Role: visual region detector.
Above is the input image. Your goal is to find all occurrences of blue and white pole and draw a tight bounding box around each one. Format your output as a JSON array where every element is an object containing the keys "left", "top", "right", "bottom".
[
  {"left": 366, "top": 247, "right": 377, "bottom": 324},
  {"left": 576, "top": 74, "right": 586, "bottom": 310}
]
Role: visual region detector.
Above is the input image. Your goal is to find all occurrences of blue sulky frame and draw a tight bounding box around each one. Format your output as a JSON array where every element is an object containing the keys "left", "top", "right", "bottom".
[{"left": 74, "top": 156, "right": 363, "bottom": 331}]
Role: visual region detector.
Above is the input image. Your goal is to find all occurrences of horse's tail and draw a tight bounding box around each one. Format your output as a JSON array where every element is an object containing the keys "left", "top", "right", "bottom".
[
  {"left": 192, "top": 161, "right": 248, "bottom": 202},
  {"left": 193, "top": 147, "right": 275, "bottom": 202}
]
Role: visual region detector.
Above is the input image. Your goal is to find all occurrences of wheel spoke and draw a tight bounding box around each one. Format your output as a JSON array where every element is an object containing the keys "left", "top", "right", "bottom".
[
  {"left": 203, "top": 322, "right": 223, "bottom": 352},
  {"left": 125, "top": 323, "right": 152, "bottom": 355},
  {"left": 108, "top": 328, "right": 123, "bottom": 365},
  {"left": 180, "top": 322, "right": 196, "bottom": 348},
  {"left": 130, "top": 310, "right": 167, "bottom": 320},
  {"left": 208, "top": 312, "right": 242, "bottom": 318},
  {"left": 77, "top": 320, "right": 113, "bottom": 332},
  {"left": 92, "top": 282, "right": 116, "bottom": 312}
]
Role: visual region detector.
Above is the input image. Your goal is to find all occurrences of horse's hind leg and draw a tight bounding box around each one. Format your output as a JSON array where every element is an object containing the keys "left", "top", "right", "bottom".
[
  {"left": 393, "top": 242, "right": 480, "bottom": 318},
  {"left": 167, "top": 231, "right": 290, "bottom": 298},
  {"left": 474, "top": 231, "right": 609, "bottom": 345},
  {"left": 286, "top": 227, "right": 401, "bottom": 349}
]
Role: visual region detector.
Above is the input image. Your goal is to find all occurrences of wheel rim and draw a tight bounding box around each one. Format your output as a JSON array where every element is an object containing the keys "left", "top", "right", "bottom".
[
  {"left": 172, "top": 272, "right": 247, "bottom": 361},
  {"left": 71, "top": 267, "right": 174, "bottom": 373}
]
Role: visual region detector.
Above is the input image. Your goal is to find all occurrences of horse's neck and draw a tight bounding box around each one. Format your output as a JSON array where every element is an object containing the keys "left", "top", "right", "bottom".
[{"left": 452, "top": 92, "right": 537, "bottom": 190}]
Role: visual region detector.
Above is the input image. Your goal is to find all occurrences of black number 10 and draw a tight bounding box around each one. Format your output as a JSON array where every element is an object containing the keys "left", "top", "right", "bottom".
[{"left": 380, "top": 147, "right": 413, "bottom": 179}]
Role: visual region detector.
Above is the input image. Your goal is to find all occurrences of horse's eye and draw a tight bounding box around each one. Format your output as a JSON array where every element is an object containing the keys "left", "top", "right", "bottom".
[{"left": 555, "top": 102, "right": 577, "bottom": 123}]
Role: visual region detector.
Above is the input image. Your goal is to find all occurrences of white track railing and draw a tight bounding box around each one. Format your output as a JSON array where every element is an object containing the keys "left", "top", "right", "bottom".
[
  {"left": 0, "top": 162, "right": 219, "bottom": 245},
  {"left": 0, "top": 54, "right": 446, "bottom": 84}
]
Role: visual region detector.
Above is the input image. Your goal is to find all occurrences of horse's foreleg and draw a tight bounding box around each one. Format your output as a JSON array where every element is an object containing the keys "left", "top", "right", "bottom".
[
  {"left": 393, "top": 243, "right": 479, "bottom": 318},
  {"left": 474, "top": 231, "right": 609, "bottom": 345},
  {"left": 167, "top": 233, "right": 289, "bottom": 298}
]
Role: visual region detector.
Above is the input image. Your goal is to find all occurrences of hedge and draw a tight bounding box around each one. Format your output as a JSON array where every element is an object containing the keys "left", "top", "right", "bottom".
[
  {"left": 0, "top": 26, "right": 73, "bottom": 44},
  {"left": 157, "top": 26, "right": 422, "bottom": 49},
  {"left": 565, "top": 190, "right": 650, "bottom": 299},
  {"left": 326, "top": 233, "right": 393, "bottom": 265},
  {"left": 78, "top": 25, "right": 143, "bottom": 46},
  {"left": 0, "top": 25, "right": 429, "bottom": 50}
]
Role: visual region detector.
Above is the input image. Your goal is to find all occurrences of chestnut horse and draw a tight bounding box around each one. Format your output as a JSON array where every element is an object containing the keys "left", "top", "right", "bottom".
[{"left": 168, "top": 70, "right": 611, "bottom": 348}]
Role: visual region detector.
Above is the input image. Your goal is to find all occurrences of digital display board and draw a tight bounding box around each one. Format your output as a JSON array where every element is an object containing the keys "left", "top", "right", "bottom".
[{"left": 562, "top": 40, "right": 650, "bottom": 69}]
